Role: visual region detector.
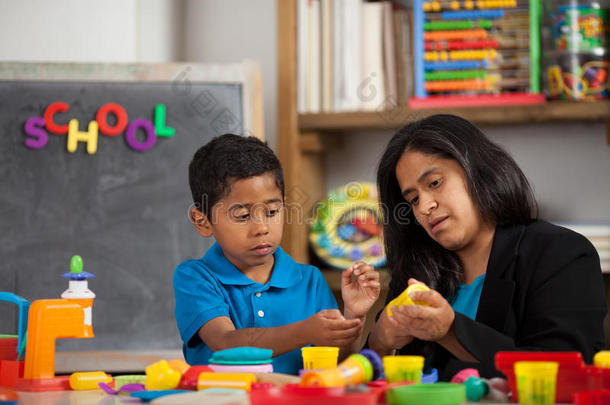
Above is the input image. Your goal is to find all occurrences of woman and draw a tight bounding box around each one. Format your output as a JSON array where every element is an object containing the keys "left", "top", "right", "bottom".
[{"left": 368, "top": 114, "right": 606, "bottom": 380}]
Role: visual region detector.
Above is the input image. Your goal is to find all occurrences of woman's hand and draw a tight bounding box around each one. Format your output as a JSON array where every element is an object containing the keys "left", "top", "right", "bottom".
[
  {"left": 392, "top": 278, "right": 455, "bottom": 342},
  {"left": 341, "top": 261, "right": 381, "bottom": 319},
  {"left": 369, "top": 304, "right": 414, "bottom": 355}
]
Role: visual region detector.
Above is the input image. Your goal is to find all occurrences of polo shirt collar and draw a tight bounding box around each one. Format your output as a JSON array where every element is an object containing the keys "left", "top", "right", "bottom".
[{"left": 202, "top": 242, "right": 302, "bottom": 288}]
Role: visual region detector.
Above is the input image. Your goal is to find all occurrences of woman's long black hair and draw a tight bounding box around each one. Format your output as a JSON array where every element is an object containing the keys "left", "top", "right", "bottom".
[{"left": 377, "top": 114, "right": 537, "bottom": 304}]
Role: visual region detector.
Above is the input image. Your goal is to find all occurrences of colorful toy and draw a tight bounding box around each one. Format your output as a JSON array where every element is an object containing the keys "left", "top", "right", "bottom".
[
  {"left": 382, "top": 356, "right": 425, "bottom": 384},
  {"left": 0, "top": 388, "right": 18, "bottom": 405},
  {"left": 495, "top": 351, "right": 610, "bottom": 403},
  {"left": 178, "top": 365, "right": 214, "bottom": 390},
  {"left": 410, "top": 0, "right": 546, "bottom": 108},
  {"left": 10, "top": 255, "right": 96, "bottom": 391},
  {"left": 385, "top": 383, "right": 466, "bottom": 405},
  {"left": 301, "top": 347, "right": 340, "bottom": 370},
  {"left": 514, "top": 361, "right": 558, "bottom": 405},
  {"left": 145, "top": 360, "right": 182, "bottom": 390},
  {"left": 300, "top": 353, "right": 373, "bottom": 387},
  {"left": 250, "top": 384, "right": 381, "bottom": 405},
  {"left": 0, "top": 293, "right": 30, "bottom": 362},
  {"left": 387, "top": 284, "right": 431, "bottom": 316},
  {"left": 544, "top": 2, "right": 610, "bottom": 100},
  {"left": 359, "top": 349, "right": 384, "bottom": 381},
  {"left": 309, "top": 182, "right": 386, "bottom": 270},
  {"left": 208, "top": 347, "right": 274, "bottom": 373},
  {"left": 197, "top": 372, "right": 257, "bottom": 391},
  {"left": 68, "top": 371, "right": 112, "bottom": 390}
]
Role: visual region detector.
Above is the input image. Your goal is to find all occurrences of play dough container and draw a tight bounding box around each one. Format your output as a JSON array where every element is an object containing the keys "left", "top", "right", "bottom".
[
  {"left": 383, "top": 355, "right": 425, "bottom": 384},
  {"left": 387, "top": 284, "right": 431, "bottom": 316},
  {"left": 302, "top": 346, "right": 340, "bottom": 370},
  {"left": 514, "top": 361, "right": 559, "bottom": 405}
]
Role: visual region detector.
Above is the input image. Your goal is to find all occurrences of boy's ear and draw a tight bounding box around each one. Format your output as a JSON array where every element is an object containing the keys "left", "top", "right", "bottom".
[{"left": 190, "top": 208, "right": 213, "bottom": 237}]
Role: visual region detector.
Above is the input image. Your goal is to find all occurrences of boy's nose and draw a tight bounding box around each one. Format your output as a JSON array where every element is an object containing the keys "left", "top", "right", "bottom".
[{"left": 251, "top": 218, "right": 270, "bottom": 236}]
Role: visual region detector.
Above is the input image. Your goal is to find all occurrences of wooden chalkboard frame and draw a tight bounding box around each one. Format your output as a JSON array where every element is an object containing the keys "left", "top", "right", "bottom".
[{"left": 0, "top": 61, "right": 264, "bottom": 140}]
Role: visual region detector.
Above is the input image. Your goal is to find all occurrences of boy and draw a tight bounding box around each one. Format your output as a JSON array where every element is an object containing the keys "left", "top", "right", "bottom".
[{"left": 173, "top": 134, "right": 380, "bottom": 374}]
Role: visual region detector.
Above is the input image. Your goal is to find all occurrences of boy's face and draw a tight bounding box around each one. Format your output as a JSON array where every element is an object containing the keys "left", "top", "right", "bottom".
[{"left": 192, "top": 172, "right": 284, "bottom": 275}]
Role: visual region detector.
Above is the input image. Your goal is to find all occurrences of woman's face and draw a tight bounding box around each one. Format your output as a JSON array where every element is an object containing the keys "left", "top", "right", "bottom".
[{"left": 395, "top": 149, "right": 488, "bottom": 252}]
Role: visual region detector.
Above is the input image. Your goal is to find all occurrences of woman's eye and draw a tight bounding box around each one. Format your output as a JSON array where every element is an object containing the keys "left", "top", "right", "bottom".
[
  {"left": 267, "top": 209, "right": 279, "bottom": 216},
  {"left": 410, "top": 196, "right": 419, "bottom": 205},
  {"left": 430, "top": 178, "right": 442, "bottom": 188},
  {"left": 236, "top": 214, "right": 250, "bottom": 220}
]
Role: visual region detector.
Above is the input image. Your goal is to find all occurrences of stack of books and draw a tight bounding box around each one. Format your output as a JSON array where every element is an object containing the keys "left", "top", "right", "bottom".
[{"left": 297, "top": 0, "right": 413, "bottom": 113}]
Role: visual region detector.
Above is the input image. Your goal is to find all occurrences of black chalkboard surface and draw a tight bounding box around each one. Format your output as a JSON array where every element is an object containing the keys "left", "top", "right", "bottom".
[{"left": 0, "top": 62, "right": 262, "bottom": 351}]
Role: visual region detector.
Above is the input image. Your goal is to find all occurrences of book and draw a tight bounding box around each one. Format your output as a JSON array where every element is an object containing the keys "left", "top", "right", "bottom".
[
  {"left": 360, "top": 1, "right": 385, "bottom": 111},
  {"left": 321, "top": 0, "right": 333, "bottom": 112}
]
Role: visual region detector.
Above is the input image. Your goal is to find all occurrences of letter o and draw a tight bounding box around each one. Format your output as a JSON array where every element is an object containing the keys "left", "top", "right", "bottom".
[{"left": 97, "top": 103, "right": 128, "bottom": 136}]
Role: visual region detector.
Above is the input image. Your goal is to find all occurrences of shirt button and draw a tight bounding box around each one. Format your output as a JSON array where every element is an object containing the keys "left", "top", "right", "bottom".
[
  {"left": 255, "top": 292, "right": 262, "bottom": 298},
  {"left": 257, "top": 310, "right": 265, "bottom": 318}
]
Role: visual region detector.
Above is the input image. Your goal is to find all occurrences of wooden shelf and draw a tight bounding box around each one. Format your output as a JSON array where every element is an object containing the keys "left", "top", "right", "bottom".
[{"left": 299, "top": 101, "right": 610, "bottom": 132}]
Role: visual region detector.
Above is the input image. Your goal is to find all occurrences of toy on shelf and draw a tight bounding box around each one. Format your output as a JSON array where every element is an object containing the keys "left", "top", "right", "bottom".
[
  {"left": 544, "top": 1, "right": 609, "bottom": 101},
  {"left": 495, "top": 351, "right": 610, "bottom": 403},
  {"left": 410, "top": 0, "right": 547, "bottom": 108},
  {"left": 0, "top": 255, "right": 96, "bottom": 392},
  {"left": 309, "top": 182, "right": 386, "bottom": 270}
]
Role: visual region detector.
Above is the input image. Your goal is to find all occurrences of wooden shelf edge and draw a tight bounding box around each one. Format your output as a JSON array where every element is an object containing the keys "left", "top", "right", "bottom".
[{"left": 299, "top": 101, "right": 610, "bottom": 132}]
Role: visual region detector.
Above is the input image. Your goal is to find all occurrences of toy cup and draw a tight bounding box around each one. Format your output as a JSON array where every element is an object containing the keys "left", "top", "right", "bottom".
[
  {"left": 514, "top": 361, "right": 559, "bottom": 405},
  {"left": 301, "top": 346, "right": 339, "bottom": 370},
  {"left": 383, "top": 355, "right": 424, "bottom": 384}
]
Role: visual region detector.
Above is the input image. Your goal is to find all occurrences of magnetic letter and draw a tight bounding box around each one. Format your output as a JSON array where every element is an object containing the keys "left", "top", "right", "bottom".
[
  {"left": 24, "top": 117, "right": 48, "bottom": 149},
  {"left": 97, "top": 103, "right": 128, "bottom": 136},
  {"left": 44, "top": 102, "right": 70, "bottom": 134},
  {"left": 125, "top": 119, "right": 156, "bottom": 152},
  {"left": 154, "top": 104, "right": 175, "bottom": 137},
  {"left": 67, "top": 119, "right": 99, "bottom": 154}
]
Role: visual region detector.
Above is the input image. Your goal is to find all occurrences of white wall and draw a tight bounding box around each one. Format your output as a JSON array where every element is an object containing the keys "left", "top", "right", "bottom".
[
  {"left": 183, "top": 0, "right": 277, "bottom": 147},
  {"left": 0, "top": 0, "right": 182, "bottom": 63},
  {"left": 326, "top": 123, "right": 610, "bottom": 223}
]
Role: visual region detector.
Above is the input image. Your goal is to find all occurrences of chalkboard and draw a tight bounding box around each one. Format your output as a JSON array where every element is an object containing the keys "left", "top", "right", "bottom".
[{"left": 0, "top": 62, "right": 263, "bottom": 351}]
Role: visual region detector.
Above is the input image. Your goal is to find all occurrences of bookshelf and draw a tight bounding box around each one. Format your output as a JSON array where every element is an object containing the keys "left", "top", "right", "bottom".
[{"left": 277, "top": 0, "right": 610, "bottom": 271}]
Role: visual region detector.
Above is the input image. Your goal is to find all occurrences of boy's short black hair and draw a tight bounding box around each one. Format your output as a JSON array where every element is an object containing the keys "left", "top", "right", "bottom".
[{"left": 189, "top": 134, "right": 284, "bottom": 218}]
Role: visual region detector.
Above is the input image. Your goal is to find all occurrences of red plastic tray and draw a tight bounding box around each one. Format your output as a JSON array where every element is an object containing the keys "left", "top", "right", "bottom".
[{"left": 495, "top": 352, "right": 610, "bottom": 403}]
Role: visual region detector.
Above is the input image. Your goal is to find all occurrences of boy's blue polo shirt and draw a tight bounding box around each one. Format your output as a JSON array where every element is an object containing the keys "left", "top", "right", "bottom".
[{"left": 173, "top": 242, "right": 338, "bottom": 374}]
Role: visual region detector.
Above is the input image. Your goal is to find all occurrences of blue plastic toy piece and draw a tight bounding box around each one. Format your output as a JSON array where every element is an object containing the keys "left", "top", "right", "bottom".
[
  {"left": 422, "top": 368, "right": 439, "bottom": 384},
  {"left": 130, "top": 390, "right": 189, "bottom": 402},
  {"left": 0, "top": 292, "right": 30, "bottom": 361},
  {"left": 441, "top": 10, "right": 504, "bottom": 20}
]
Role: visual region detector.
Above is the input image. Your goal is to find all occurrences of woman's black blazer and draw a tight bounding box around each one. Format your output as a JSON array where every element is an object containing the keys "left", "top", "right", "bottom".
[{"left": 396, "top": 220, "right": 607, "bottom": 380}]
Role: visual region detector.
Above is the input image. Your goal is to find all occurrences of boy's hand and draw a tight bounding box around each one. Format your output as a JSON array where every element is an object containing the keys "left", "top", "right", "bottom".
[
  {"left": 341, "top": 261, "right": 381, "bottom": 319},
  {"left": 302, "top": 309, "right": 362, "bottom": 347}
]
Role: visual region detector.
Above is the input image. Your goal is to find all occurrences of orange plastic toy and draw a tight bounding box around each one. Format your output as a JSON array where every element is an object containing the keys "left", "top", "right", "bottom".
[{"left": 13, "top": 255, "right": 96, "bottom": 392}]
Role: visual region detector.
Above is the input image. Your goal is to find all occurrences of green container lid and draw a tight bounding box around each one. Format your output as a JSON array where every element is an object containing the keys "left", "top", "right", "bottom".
[
  {"left": 349, "top": 353, "right": 373, "bottom": 383},
  {"left": 387, "top": 383, "right": 466, "bottom": 405}
]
